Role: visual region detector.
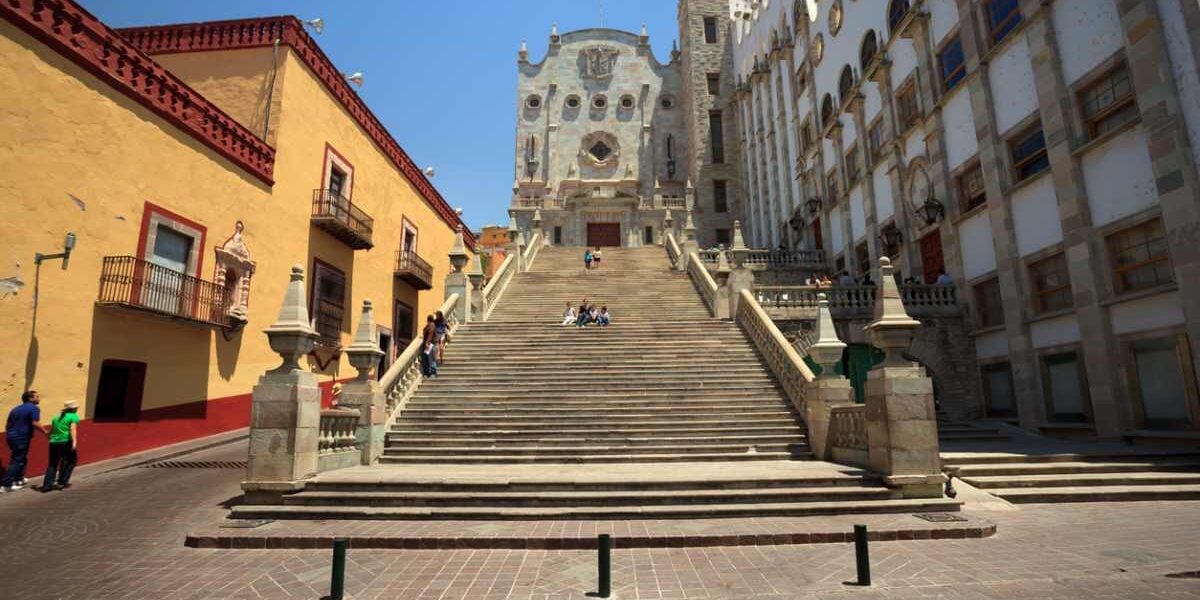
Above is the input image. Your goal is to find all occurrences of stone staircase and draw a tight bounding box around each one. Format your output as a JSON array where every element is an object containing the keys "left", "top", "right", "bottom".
[
  {"left": 943, "top": 449, "right": 1200, "bottom": 503},
  {"left": 234, "top": 246, "right": 961, "bottom": 520}
]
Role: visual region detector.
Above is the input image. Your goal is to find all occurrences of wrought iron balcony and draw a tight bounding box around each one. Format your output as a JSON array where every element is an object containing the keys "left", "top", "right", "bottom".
[
  {"left": 311, "top": 189, "right": 374, "bottom": 250},
  {"left": 394, "top": 249, "right": 434, "bottom": 290},
  {"left": 96, "top": 256, "right": 230, "bottom": 328}
]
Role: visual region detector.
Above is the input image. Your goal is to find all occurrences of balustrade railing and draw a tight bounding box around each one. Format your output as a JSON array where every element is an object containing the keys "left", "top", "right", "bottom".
[
  {"left": 523, "top": 232, "right": 542, "bottom": 268},
  {"left": 379, "top": 294, "right": 461, "bottom": 425},
  {"left": 829, "top": 405, "right": 868, "bottom": 450},
  {"left": 665, "top": 233, "right": 682, "bottom": 268},
  {"left": 318, "top": 408, "right": 361, "bottom": 455},
  {"left": 697, "top": 249, "right": 720, "bottom": 265},
  {"left": 745, "top": 248, "right": 826, "bottom": 267},
  {"left": 901, "top": 283, "right": 957, "bottom": 307},
  {"left": 735, "top": 289, "right": 815, "bottom": 413},
  {"left": 97, "top": 256, "right": 230, "bottom": 327},
  {"left": 754, "top": 284, "right": 960, "bottom": 318},
  {"left": 687, "top": 252, "right": 719, "bottom": 316},
  {"left": 482, "top": 253, "right": 516, "bottom": 320}
]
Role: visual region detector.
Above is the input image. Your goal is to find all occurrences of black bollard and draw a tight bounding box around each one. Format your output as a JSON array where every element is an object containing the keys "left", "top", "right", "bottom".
[
  {"left": 598, "top": 534, "right": 612, "bottom": 598},
  {"left": 854, "top": 525, "right": 871, "bottom": 586},
  {"left": 330, "top": 538, "right": 347, "bottom": 600}
]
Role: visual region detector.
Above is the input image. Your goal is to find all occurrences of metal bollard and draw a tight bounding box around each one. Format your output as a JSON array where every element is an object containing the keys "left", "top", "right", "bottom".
[
  {"left": 598, "top": 534, "right": 612, "bottom": 598},
  {"left": 854, "top": 525, "right": 871, "bottom": 586},
  {"left": 330, "top": 538, "right": 347, "bottom": 600}
]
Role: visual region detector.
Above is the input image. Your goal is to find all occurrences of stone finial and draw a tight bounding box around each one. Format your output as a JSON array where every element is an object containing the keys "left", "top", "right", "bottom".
[
  {"left": 467, "top": 252, "right": 486, "bottom": 287},
  {"left": 519, "top": 39, "right": 528, "bottom": 61},
  {"left": 345, "top": 299, "right": 384, "bottom": 381},
  {"left": 864, "top": 256, "right": 921, "bottom": 367},
  {"left": 449, "top": 224, "right": 470, "bottom": 273},
  {"left": 683, "top": 210, "right": 696, "bottom": 232},
  {"left": 732, "top": 220, "right": 747, "bottom": 251},
  {"left": 532, "top": 208, "right": 543, "bottom": 225},
  {"left": 263, "top": 265, "right": 318, "bottom": 374},
  {"left": 663, "top": 208, "right": 673, "bottom": 227},
  {"left": 809, "top": 293, "right": 847, "bottom": 378},
  {"left": 641, "top": 23, "right": 648, "bottom": 38},
  {"left": 550, "top": 22, "right": 559, "bottom": 40},
  {"left": 716, "top": 247, "right": 731, "bottom": 274},
  {"left": 506, "top": 213, "right": 520, "bottom": 243}
]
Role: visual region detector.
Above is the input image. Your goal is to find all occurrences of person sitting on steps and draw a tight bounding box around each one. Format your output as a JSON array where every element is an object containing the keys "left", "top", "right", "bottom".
[
  {"left": 560, "top": 301, "right": 577, "bottom": 326},
  {"left": 576, "top": 298, "right": 592, "bottom": 327},
  {"left": 596, "top": 306, "right": 611, "bottom": 327}
]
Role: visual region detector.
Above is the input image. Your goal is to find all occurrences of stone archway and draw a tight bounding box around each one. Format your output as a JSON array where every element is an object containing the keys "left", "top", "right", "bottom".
[{"left": 905, "top": 319, "right": 984, "bottom": 422}]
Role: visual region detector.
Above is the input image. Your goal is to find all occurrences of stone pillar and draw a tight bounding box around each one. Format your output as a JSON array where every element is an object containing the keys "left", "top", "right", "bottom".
[
  {"left": 468, "top": 253, "right": 487, "bottom": 322},
  {"left": 507, "top": 213, "right": 524, "bottom": 274},
  {"left": 712, "top": 248, "right": 732, "bottom": 320},
  {"left": 445, "top": 225, "right": 471, "bottom": 323},
  {"left": 243, "top": 265, "right": 321, "bottom": 504},
  {"left": 531, "top": 208, "right": 545, "bottom": 247},
  {"left": 805, "top": 293, "right": 853, "bottom": 460},
  {"left": 863, "top": 257, "right": 944, "bottom": 498},
  {"left": 678, "top": 210, "right": 699, "bottom": 272},
  {"left": 726, "top": 220, "right": 756, "bottom": 317},
  {"left": 342, "top": 299, "right": 386, "bottom": 466}
]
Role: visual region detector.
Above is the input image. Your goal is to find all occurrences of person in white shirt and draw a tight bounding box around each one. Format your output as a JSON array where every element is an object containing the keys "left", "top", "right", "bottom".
[
  {"left": 838, "top": 271, "right": 855, "bottom": 287},
  {"left": 936, "top": 268, "right": 953, "bottom": 286},
  {"left": 560, "top": 301, "right": 577, "bottom": 326}
]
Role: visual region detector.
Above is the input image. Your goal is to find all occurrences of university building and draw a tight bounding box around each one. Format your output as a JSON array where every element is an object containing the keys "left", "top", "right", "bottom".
[
  {"left": 0, "top": 1, "right": 474, "bottom": 469},
  {"left": 729, "top": 0, "right": 1200, "bottom": 439}
]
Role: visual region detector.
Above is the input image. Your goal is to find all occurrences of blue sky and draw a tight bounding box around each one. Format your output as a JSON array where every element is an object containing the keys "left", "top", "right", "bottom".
[{"left": 85, "top": 0, "right": 682, "bottom": 231}]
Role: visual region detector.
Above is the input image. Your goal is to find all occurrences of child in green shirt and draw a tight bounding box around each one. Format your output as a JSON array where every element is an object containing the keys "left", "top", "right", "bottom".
[{"left": 42, "top": 401, "right": 80, "bottom": 491}]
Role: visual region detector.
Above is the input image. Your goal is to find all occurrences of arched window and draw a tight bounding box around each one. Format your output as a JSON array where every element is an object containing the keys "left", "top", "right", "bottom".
[
  {"left": 888, "top": 0, "right": 911, "bottom": 34},
  {"left": 838, "top": 65, "right": 855, "bottom": 103},
  {"left": 820, "top": 94, "right": 834, "bottom": 128},
  {"left": 860, "top": 30, "right": 878, "bottom": 70}
]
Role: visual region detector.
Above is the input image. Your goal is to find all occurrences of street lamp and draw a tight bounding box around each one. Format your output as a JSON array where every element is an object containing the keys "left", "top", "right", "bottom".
[
  {"left": 914, "top": 197, "right": 945, "bottom": 226},
  {"left": 805, "top": 197, "right": 823, "bottom": 215},
  {"left": 35, "top": 232, "right": 76, "bottom": 270}
]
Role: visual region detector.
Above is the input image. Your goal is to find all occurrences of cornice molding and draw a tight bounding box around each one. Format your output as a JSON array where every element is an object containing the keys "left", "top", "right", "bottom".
[
  {"left": 117, "top": 16, "right": 476, "bottom": 249},
  {"left": 0, "top": 0, "right": 276, "bottom": 184}
]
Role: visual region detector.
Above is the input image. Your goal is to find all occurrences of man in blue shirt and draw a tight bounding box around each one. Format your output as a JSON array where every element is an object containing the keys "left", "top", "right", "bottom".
[{"left": 3, "top": 390, "right": 47, "bottom": 492}]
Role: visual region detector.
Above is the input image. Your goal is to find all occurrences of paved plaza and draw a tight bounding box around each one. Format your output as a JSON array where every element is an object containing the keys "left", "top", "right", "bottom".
[{"left": 0, "top": 440, "right": 1196, "bottom": 599}]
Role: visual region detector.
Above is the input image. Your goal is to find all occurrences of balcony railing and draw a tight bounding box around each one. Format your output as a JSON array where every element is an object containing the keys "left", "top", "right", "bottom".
[
  {"left": 394, "top": 250, "right": 434, "bottom": 290},
  {"left": 311, "top": 189, "right": 374, "bottom": 250},
  {"left": 97, "top": 256, "right": 229, "bottom": 328},
  {"left": 697, "top": 248, "right": 828, "bottom": 270},
  {"left": 753, "top": 283, "right": 960, "bottom": 320}
]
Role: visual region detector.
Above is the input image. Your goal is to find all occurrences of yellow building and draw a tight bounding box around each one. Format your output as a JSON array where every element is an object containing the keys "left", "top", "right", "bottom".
[{"left": 0, "top": 2, "right": 475, "bottom": 469}]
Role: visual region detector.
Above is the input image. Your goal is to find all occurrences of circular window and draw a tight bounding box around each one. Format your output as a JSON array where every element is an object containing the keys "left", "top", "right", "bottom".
[
  {"left": 829, "top": 1, "right": 844, "bottom": 37},
  {"left": 592, "top": 95, "right": 608, "bottom": 110},
  {"left": 660, "top": 96, "right": 675, "bottom": 109},
  {"left": 565, "top": 95, "right": 581, "bottom": 109},
  {"left": 620, "top": 95, "right": 636, "bottom": 110},
  {"left": 811, "top": 33, "right": 825, "bottom": 65},
  {"left": 526, "top": 95, "right": 542, "bottom": 109}
]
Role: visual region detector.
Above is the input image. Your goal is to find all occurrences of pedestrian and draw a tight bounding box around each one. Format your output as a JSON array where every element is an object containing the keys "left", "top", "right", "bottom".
[
  {"left": 860, "top": 273, "right": 875, "bottom": 286},
  {"left": 936, "top": 268, "right": 953, "bottom": 286},
  {"left": 560, "top": 301, "right": 577, "bottom": 326},
  {"left": 576, "top": 298, "right": 591, "bottom": 327},
  {"left": 592, "top": 247, "right": 602, "bottom": 270},
  {"left": 597, "top": 306, "right": 611, "bottom": 326},
  {"left": 419, "top": 314, "right": 438, "bottom": 379},
  {"left": 583, "top": 248, "right": 593, "bottom": 274},
  {"left": 3, "top": 390, "right": 46, "bottom": 492},
  {"left": 330, "top": 382, "right": 343, "bottom": 408},
  {"left": 838, "top": 270, "right": 855, "bottom": 287},
  {"left": 434, "top": 310, "right": 449, "bottom": 363},
  {"left": 41, "top": 400, "right": 80, "bottom": 492}
]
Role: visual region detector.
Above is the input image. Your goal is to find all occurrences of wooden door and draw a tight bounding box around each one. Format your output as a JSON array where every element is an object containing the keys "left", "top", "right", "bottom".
[
  {"left": 919, "top": 231, "right": 944, "bottom": 284},
  {"left": 587, "top": 223, "right": 621, "bottom": 247}
]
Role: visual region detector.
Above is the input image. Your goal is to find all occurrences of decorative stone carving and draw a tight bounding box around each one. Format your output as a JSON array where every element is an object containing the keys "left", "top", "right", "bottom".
[
  {"left": 580, "top": 46, "right": 620, "bottom": 79},
  {"left": 580, "top": 131, "right": 621, "bottom": 168},
  {"left": 213, "top": 221, "right": 256, "bottom": 327}
]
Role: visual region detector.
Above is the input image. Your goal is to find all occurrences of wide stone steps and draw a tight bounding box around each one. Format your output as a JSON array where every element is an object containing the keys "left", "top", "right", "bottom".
[
  {"left": 377, "top": 451, "right": 805, "bottom": 464},
  {"left": 387, "top": 426, "right": 805, "bottom": 439},
  {"left": 976, "top": 484, "right": 1200, "bottom": 503},
  {"left": 231, "top": 498, "right": 959, "bottom": 520},
  {"left": 961, "top": 471, "right": 1200, "bottom": 489},
  {"left": 389, "top": 418, "right": 799, "bottom": 432},
  {"left": 953, "top": 459, "right": 1200, "bottom": 477},
  {"left": 384, "top": 434, "right": 807, "bottom": 448}
]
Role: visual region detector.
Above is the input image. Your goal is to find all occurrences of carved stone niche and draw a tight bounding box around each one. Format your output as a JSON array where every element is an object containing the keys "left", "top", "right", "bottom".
[
  {"left": 580, "top": 131, "right": 621, "bottom": 168},
  {"left": 213, "top": 221, "right": 256, "bottom": 328}
]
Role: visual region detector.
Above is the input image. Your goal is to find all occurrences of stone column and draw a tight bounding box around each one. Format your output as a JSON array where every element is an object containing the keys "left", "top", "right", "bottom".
[
  {"left": 805, "top": 293, "right": 853, "bottom": 460},
  {"left": 342, "top": 299, "right": 385, "bottom": 466},
  {"left": 678, "top": 210, "right": 699, "bottom": 272},
  {"left": 468, "top": 254, "right": 487, "bottom": 322},
  {"left": 863, "top": 257, "right": 945, "bottom": 498},
  {"left": 243, "top": 265, "right": 321, "bottom": 504},
  {"left": 712, "top": 248, "right": 732, "bottom": 320},
  {"left": 507, "top": 213, "right": 524, "bottom": 274},
  {"left": 531, "top": 208, "right": 545, "bottom": 247},
  {"left": 445, "top": 225, "right": 471, "bottom": 323},
  {"left": 726, "top": 220, "right": 755, "bottom": 317}
]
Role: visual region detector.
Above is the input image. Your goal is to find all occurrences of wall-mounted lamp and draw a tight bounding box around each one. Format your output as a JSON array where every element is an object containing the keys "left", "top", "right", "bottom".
[
  {"left": 914, "top": 197, "right": 945, "bottom": 226},
  {"left": 305, "top": 18, "right": 324, "bottom": 35},
  {"left": 424, "top": 166, "right": 437, "bottom": 178},
  {"left": 35, "top": 232, "right": 76, "bottom": 270},
  {"left": 343, "top": 72, "right": 364, "bottom": 87},
  {"left": 805, "top": 197, "right": 823, "bottom": 215},
  {"left": 879, "top": 226, "right": 903, "bottom": 250}
]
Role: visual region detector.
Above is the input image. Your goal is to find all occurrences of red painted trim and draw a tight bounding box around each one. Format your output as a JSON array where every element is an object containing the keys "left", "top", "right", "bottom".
[
  {"left": 117, "top": 16, "right": 476, "bottom": 250},
  {"left": 136, "top": 201, "right": 209, "bottom": 278},
  {"left": 321, "top": 142, "right": 355, "bottom": 200},
  {"left": 0, "top": 0, "right": 275, "bottom": 185}
]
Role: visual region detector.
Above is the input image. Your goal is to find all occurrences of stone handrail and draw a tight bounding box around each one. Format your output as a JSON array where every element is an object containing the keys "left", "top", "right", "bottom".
[
  {"left": 735, "top": 289, "right": 815, "bottom": 414},
  {"left": 523, "top": 232, "right": 542, "bottom": 268},
  {"left": 697, "top": 249, "right": 827, "bottom": 271},
  {"left": 687, "top": 251, "right": 719, "bottom": 316},
  {"left": 380, "top": 293, "right": 460, "bottom": 424},
  {"left": 829, "top": 405, "right": 868, "bottom": 450},
  {"left": 482, "top": 253, "right": 516, "bottom": 319},
  {"left": 755, "top": 284, "right": 960, "bottom": 320},
  {"left": 665, "top": 232, "right": 682, "bottom": 268},
  {"left": 318, "top": 408, "right": 361, "bottom": 455}
]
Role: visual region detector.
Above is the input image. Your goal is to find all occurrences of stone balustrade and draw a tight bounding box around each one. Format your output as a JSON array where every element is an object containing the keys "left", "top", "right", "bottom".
[
  {"left": 522, "top": 232, "right": 542, "bottom": 267},
  {"left": 754, "top": 284, "right": 960, "bottom": 320},
  {"left": 665, "top": 233, "right": 682, "bottom": 268},
  {"left": 735, "top": 289, "right": 814, "bottom": 414},
  {"left": 482, "top": 253, "right": 515, "bottom": 319},
  {"left": 697, "top": 249, "right": 826, "bottom": 271},
  {"left": 829, "top": 405, "right": 869, "bottom": 468},
  {"left": 380, "top": 293, "right": 461, "bottom": 423},
  {"left": 317, "top": 408, "right": 362, "bottom": 472},
  {"left": 687, "top": 252, "right": 719, "bottom": 316}
]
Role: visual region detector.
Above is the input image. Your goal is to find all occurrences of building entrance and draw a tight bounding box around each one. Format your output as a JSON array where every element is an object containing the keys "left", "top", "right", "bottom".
[{"left": 586, "top": 223, "right": 621, "bottom": 247}]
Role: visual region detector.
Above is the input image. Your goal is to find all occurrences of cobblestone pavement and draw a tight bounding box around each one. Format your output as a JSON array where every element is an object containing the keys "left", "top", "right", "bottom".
[{"left": 1, "top": 441, "right": 1198, "bottom": 599}]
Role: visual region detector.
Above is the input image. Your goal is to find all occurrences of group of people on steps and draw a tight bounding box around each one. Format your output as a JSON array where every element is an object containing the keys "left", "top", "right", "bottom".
[{"left": 419, "top": 310, "right": 450, "bottom": 379}]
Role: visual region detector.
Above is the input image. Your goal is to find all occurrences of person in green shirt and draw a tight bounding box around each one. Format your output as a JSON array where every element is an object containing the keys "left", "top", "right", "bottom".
[{"left": 41, "top": 400, "right": 80, "bottom": 491}]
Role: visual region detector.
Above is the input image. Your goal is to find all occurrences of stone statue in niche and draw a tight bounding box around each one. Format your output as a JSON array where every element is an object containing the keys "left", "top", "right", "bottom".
[
  {"left": 213, "top": 221, "right": 256, "bottom": 328},
  {"left": 580, "top": 46, "right": 620, "bottom": 80}
]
